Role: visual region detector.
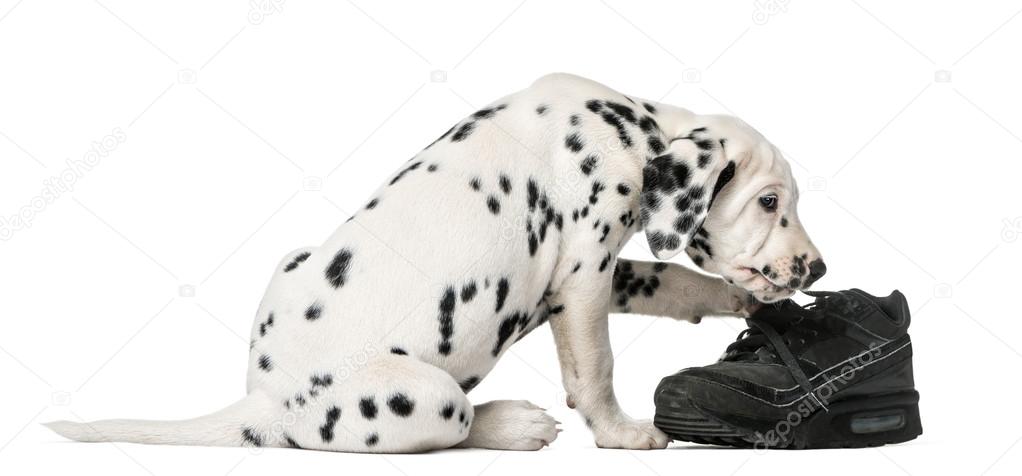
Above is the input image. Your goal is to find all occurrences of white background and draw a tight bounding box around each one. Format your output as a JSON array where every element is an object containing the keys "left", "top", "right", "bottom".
[{"left": 2, "top": 0, "right": 1021, "bottom": 474}]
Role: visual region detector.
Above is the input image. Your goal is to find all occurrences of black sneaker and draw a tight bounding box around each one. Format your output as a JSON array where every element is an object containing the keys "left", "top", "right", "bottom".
[{"left": 653, "top": 289, "right": 922, "bottom": 449}]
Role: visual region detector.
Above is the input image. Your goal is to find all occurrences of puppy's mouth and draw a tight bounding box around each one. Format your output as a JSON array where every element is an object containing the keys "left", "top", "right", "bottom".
[{"left": 736, "top": 267, "right": 796, "bottom": 303}]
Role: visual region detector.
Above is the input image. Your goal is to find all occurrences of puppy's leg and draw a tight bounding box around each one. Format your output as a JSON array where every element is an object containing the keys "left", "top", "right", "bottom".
[
  {"left": 609, "top": 259, "right": 757, "bottom": 323},
  {"left": 456, "top": 400, "right": 559, "bottom": 450},
  {"left": 548, "top": 260, "right": 669, "bottom": 449},
  {"left": 279, "top": 354, "right": 474, "bottom": 453}
]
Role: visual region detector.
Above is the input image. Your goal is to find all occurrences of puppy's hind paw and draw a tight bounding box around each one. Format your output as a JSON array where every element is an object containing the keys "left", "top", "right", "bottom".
[{"left": 456, "top": 400, "right": 560, "bottom": 450}]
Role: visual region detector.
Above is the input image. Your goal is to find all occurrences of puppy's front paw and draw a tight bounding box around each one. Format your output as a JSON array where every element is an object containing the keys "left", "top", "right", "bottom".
[
  {"left": 729, "top": 285, "right": 762, "bottom": 317},
  {"left": 592, "top": 418, "right": 669, "bottom": 450}
]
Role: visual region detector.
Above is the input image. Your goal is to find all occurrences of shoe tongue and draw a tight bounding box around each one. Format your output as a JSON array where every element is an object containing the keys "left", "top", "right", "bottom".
[{"left": 747, "top": 299, "right": 804, "bottom": 330}]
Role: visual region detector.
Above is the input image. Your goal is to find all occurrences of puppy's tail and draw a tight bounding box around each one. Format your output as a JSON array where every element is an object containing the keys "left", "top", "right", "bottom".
[{"left": 43, "top": 390, "right": 283, "bottom": 448}]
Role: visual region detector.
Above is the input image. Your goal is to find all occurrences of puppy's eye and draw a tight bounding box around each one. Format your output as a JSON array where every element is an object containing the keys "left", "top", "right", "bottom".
[{"left": 759, "top": 194, "right": 778, "bottom": 211}]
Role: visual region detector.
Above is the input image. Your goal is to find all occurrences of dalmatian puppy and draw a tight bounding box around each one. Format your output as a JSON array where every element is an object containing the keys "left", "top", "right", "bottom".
[{"left": 46, "top": 73, "right": 825, "bottom": 452}]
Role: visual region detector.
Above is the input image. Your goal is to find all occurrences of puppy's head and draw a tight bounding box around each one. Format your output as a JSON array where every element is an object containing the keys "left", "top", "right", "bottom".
[{"left": 640, "top": 115, "right": 825, "bottom": 303}]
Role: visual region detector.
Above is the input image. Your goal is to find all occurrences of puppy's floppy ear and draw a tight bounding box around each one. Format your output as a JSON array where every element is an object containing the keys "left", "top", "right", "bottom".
[{"left": 640, "top": 128, "right": 736, "bottom": 259}]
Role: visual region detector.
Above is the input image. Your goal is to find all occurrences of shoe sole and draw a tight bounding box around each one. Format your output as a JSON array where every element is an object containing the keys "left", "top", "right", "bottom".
[{"left": 654, "top": 390, "right": 923, "bottom": 449}]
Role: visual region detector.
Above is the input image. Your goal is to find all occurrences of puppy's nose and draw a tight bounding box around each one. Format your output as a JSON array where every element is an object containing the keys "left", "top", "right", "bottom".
[{"left": 804, "top": 259, "right": 827, "bottom": 287}]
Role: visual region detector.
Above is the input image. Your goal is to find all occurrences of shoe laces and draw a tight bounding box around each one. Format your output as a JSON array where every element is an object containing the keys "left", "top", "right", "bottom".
[{"left": 722, "top": 291, "right": 845, "bottom": 409}]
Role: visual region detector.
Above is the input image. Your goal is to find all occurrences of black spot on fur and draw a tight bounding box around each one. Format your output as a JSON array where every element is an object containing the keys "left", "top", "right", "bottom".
[
  {"left": 360, "top": 397, "right": 378, "bottom": 420},
  {"left": 459, "top": 376, "right": 480, "bottom": 393},
  {"left": 612, "top": 261, "right": 663, "bottom": 308},
  {"left": 256, "top": 354, "right": 272, "bottom": 371},
  {"left": 780, "top": 216, "right": 789, "bottom": 227},
  {"left": 605, "top": 101, "right": 637, "bottom": 123},
  {"left": 580, "top": 154, "right": 598, "bottom": 175},
  {"left": 492, "top": 311, "right": 524, "bottom": 356},
  {"left": 461, "top": 282, "right": 477, "bottom": 303},
  {"left": 390, "top": 347, "right": 407, "bottom": 355},
  {"left": 241, "top": 427, "right": 262, "bottom": 447},
  {"left": 692, "top": 255, "right": 705, "bottom": 267},
  {"left": 365, "top": 198, "right": 379, "bottom": 210},
  {"left": 589, "top": 181, "right": 605, "bottom": 205},
  {"left": 365, "top": 433, "right": 379, "bottom": 447},
  {"left": 390, "top": 161, "right": 423, "bottom": 185},
  {"left": 324, "top": 249, "right": 353, "bottom": 289},
  {"left": 495, "top": 278, "right": 509, "bottom": 313},
  {"left": 441, "top": 402, "right": 456, "bottom": 420},
  {"left": 599, "top": 252, "right": 612, "bottom": 272},
  {"left": 438, "top": 287, "right": 456, "bottom": 355},
  {"left": 585, "top": 99, "right": 603, "bottom": 113},
  {"left": 690, "top": 237, "right": 713, "bottom": 257},
  {"left": 599, "top": 111, "right": 633, "bottom": 147},
  {"left": 451, "top": 122, "right": 475, "bottom": 142},
  {"left": 565, "top": 133, "right": 584, "bottom": 152},
  {"left": 387, "top": 393, "right": 414, "bottom": 417},
  {"left": 305, "top": 302, "right": 323, "bottom": 321},
  {"left": 311, "top": 374, "right": 333, "bottom": 388},
  {"left": 526, "top": 179, "right": 539, "bottom": 211},
  {"left": 638, "top": 116, "right": 658, "bottom": 133},
  {"left": 283, "top": 434, "right": 301, "bottom": 449},
  {"left": 569, "top": 114, "right": 580, "bottom": 126},
  {"left": 675, "top": 214, "right": 696, "bottom": 234},
  {"left": 647, "top": 136, "right": 665, "bottom": 154},
  {"left": 283, "top": 252, "right": 311, "bottom": 272},
  {"left": 472, "top": 104, "right": 507, "bottom": 120},
  {"left": 259, "top": 312, "right": 275, "bottom": 337},
  {"left": 572, "top": 261, "right": 582, "bottom": 273},
  {"left": 643, "top": 154, "right": 691, "bottom": 196},
  {"left": 643, "top": 102, "right": 657, "bottom": 114},
  {"left": 617, "top": 183, "right": 631, "bottom": 195},
  {"left": 697, "top": 152, "right": 712, "bottom": 168},
  {"left": 648, "top": 231, "right": 681, "bottom": 253},
  {"left": 694, "top": 138, "right": 715, "bottom": 151},
  {"left": 470, "top": 177, "right": 481, "bottom": 191},
  {"left": 499, "top": 175, "right": 512, "bottom": 194},
  {"left": 536, "top": 104, "right": 548, "bottom": 115},
  {"left": 319, "top": 406, "right": 341, "bottom": 442},
  {"left": 486, "top": 195, "right": 501, "bottom": 214},
  {"left": 710, "top": 160, "right": 736, "bottom": 206},
  {"left": 427, "top": 163, "right": 438, "bottom": 172}
]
